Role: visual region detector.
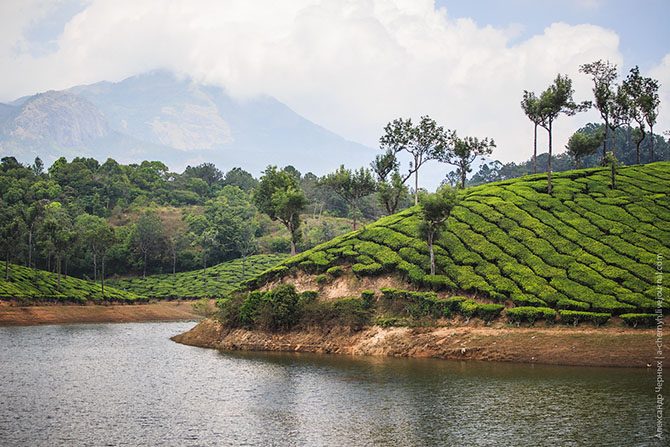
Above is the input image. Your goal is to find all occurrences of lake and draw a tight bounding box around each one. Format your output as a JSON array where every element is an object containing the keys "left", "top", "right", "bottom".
[{"left": 0, "top": 322, "right": 664, "bottom": 446}]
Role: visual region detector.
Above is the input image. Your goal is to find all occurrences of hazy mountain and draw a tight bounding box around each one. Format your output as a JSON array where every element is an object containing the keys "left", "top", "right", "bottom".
[{"left": 0, "top": 71, "right": 374, "bottom": 174}]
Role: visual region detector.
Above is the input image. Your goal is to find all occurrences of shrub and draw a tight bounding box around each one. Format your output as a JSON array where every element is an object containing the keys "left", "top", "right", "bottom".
[
  {"left": 299, "top": 290, "right": 319, "bottom": 304},
  {"left": 257, "top": 284, "right": 300, "bottom": 331},
  {"left": 375, "top": 316, "right": 410, "bottom": 327},
  {"left": 559, "top": 310, "right": 611, "bottom": 326},
  {"left": 352, "top": 262, "right": 384, "bottom": 276},
  {"left": 556, "top": 298, "right": 590, "bottom": 311},
  {"left": 476, "top": 303, "right": 505, "bottom": 322},
  {"left": 620, "top": 313, "right": 657, "bottom": 328},
  {"left": 316, "top": 274, "right": 328, "bottom": 285},
  {"left": 506, "top": 306, "right": 557, "bottom": 325},
  {"left": 459, "top": 299, "right": 479, "bottom": 321},
  {"left": 300, "top": 298, "right": 371, "bottom": 330},
  {"left": 326, "top": 266, "right": 344, "bottom": 277},
  {"left": 360, "top": 290, "right": 376, "bottom": 309}
]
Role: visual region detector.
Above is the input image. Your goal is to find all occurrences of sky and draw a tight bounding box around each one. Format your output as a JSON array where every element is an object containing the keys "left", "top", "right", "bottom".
[{"left": 1, "top": 0, "right": 669, "bottom": 171}]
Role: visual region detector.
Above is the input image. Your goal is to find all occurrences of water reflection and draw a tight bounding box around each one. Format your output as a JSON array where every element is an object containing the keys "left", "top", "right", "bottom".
[{"left": 0, "top": 323, "right": 663, "bottom": 446}]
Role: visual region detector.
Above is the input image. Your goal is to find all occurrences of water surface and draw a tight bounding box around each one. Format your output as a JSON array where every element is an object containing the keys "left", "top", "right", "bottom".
[{"left": 0, "top": 322, "right": 664, "bottom": 446}]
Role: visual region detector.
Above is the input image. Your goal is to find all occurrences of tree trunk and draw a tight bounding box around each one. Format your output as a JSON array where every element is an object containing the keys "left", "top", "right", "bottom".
[
  {"left": 547, "top": 121, "right": 553, "bottom": 195},
  {"left": 101, "top": 256, "right": 105, "bottom": 296},
  {"left": 143, "top": 251, "right": 147, "bottom": 279},
  {"left": 428, "top": 234, "right": 435, "bottom": 275},
  {"left": 93, "top": 253, "right": 97, "bottom": 282},
  {"left": 57, "top": 257, "right": 61, "bottom": 289},
  {"left": 533, "top": 123, "right": 538, "bottom": 174},
  {"left": 290, "top": 240, "right": 296, "bottom": 256},
  {"left": 5, "top": 252, "right": 9, "bottom": 280},
  {"left": 650, "top": 125, "right": 654, "bottom": 162},
  {"left": 414, "top": 159, "right": 419, "bottom": 205},
  {"left": 28, "top": 229, "right": 32, "bottom": 268},
  {"left": 460, "top": 163, "right": 467, "bottom": 189},
  {"left": 603, "top": 119, "right": 609, "bottom": 160}
]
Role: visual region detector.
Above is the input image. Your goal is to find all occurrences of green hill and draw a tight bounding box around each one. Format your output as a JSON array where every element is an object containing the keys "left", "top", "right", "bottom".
[
  {"left": 0, "top": 262, "right": 140, "bottom": 303},
  {"left": 108, "top": 254, "right": 288, "bottom": 299},
  {"left": 246, "top": 162, "right": 670, "bottom": 316}
]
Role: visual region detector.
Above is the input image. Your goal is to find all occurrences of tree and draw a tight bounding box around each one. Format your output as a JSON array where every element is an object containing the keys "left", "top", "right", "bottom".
[
  {"left": 204, "top": 186, "right": 259, "bottom": 270},
  {"left": 580, "top": 59, "right": 618, "bottom": 159},
  {"left": 321, "top": 165, "right": 376, "bottom": 229},
  {"left": 222, "top": 167, "right": 258, "bottom": 191},
  {"left": 520, "top": 91, "right": 544, "bottom": 173},
  {"left": 76, "top": 214, "right": 115, "bottom": 294},
  {"left": 537, "top": 74, "right": 588, "bottom": 194},
  {"left": 419, "top": 186, "right": 459, "bottom": 275},
  {"left": 254, "top": 166, "right": 306, "bottom": 256},
  {"left": 380, "top": 116, "right": 447, "bottom": 205},
  {"left": 37, "top": 202, "right": 75, "bottom": 288},
  {"left": 438, "top": 133, "right": 496, "bottom": 188},
  {"left": 623, "top": 66, "right": 649, "bottom": 164},
  {"left": 0, "top": 204, "right": 27, "bottom": 280},
  {"left": 370, "top": 151, "right": 409, "bottom": 215},
  {"left": 565, "top": 131, "right": 603, "bottom": 168},
  {"left": 604, "top": 151, "right": 619, "bottom": 189},
  {"left": 130, "top": 211, "right": 166, "bottom": 278}
]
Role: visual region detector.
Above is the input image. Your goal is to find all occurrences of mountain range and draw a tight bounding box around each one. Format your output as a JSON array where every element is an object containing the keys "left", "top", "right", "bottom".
[{"left": 0, "top": 71, "right": 374, "bottom": 174}]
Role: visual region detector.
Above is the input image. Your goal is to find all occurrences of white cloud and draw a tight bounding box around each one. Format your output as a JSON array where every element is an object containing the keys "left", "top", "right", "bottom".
[
  {"left": 650, "top": 53, "right": 670, "bottom": 136},
  {"left": 0, "top": 0, "right": 637, "bottom": 173}
]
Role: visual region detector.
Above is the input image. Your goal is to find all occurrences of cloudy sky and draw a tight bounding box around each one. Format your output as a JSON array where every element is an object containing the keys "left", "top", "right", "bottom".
[{"left": 1, "top": 0, "right": 669, "bottom": 168}]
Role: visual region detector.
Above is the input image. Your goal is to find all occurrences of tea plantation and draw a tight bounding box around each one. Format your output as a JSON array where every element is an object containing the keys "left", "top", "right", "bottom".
[
  {"left": 247, "top": 162, "right": 670, "bottom": 320},
  {"left": 108, "top": 254, "right": 288, "bottom": 299},
  {"left": 0, "top": 262, "right": 141, "bottom": 303}
]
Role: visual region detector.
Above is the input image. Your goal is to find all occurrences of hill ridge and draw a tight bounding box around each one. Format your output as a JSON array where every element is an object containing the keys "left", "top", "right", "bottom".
[{"left": 246, "top": 162, "right": 670, "bottom": 315}]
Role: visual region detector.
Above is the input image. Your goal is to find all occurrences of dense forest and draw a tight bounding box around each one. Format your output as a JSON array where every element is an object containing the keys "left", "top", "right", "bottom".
[{"left": 1, "top": 121, "right": 667, "bottom": 283}]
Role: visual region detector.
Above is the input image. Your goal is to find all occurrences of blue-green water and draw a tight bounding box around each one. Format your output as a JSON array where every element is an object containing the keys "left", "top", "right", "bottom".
[{"left": 0, "top": 322, "right": 665, "bottom": 446}]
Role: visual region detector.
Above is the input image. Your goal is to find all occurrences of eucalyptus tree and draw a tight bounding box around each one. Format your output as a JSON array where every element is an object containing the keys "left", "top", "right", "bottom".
[
  {"left": 579, "top": 60, "right": 618, "bottom": 159},
  {"left": 419, "top": 186, "right": 459, "bottom": 275},
  {"left": 0, "top": 204, "right": 27, "bottom": 280},
  {"left": 321, "top": 165, "right": 376, "bottom": 230},
  {"left": 379, "top": 115, "right": 447, "bottom": 205},
  {"left": 130, "top": 211, "right": 166, "bottom": 279},
  {"left": 438, "top": 133, "right": 496, "bottom": 188},
  {"left": 537, "top": 74, "right": 588, "bottom": 194},
  {"left": 520, "top": 91, "right": 544, "bottom": 173}
]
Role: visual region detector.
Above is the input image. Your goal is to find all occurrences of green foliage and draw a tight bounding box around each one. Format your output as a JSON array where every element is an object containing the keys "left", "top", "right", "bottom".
[
  {"left": 326, "top": 266, "right": 344, "bottom": 277},
  {"left": 234, "top": 163, "right": 669, "bottom": 319},
  {"left": 0, "top": 261, "right": 140, "bottom": 303},
  {"left": 620, "top": 313, "right": 657, "bottom": 328},
  {"left": 109, "top": 254, "right": 287, "bottom": 299},
  {"left": 559, "top": 310, "right": 611, "bottom": 326},
  {"left": 506, "top": 306, "right": 557, "bottom": 324}
]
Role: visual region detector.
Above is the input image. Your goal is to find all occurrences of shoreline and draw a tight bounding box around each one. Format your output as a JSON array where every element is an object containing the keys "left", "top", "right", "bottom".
[
  {"left": 0, "top": 301, "right": 202, "bottom": 326},
  {"left": 172, "top": 318, "right": 659, "bottom": 368}
]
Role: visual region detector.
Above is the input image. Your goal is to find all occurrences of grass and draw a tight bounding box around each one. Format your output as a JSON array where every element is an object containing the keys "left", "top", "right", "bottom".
[
  {"left": 107, "top": 254, "right": 288, "bottom": 299},
  {"left": 0, "top": 262, "right": 141, "bottom": 303},
  {"left": 245, "top": 162, "right": 670, "bottom": 316}
]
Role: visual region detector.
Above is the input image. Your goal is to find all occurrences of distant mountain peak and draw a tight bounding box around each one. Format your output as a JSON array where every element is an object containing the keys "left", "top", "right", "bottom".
[{"left": 0, "top": 71, "right": 374, "bottom": 174}]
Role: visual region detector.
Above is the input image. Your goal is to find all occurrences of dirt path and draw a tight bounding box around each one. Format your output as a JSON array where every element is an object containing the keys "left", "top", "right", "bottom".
[
  {"left": 0, "top": 301, "right": 202, "bottom": 326},
  {"left": 173, "top": 319, "right": 659, "bottom": 368}
]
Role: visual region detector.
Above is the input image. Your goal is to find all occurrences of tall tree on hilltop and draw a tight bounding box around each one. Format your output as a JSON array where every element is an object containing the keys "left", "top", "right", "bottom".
[
  {"left": 537, "top": 74, "right": 589, "bottom": 194},
  {"left": 380, "top": 116, "right": 447, "bottom": 205},
  {"left": 438, "top": 133, "right": 496, "bottom": 188},
  {"left": 520, "top": 91, "right": 544, "bottom": 174},
  {"left": 321, "top": 166, "right": 377, "bottom": 230},
  {"left": 254, "top": 166, "right": 306, "bottom": 256},
  {"left": 580, "top": 60, "right": 618, "bottom": 159}
]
